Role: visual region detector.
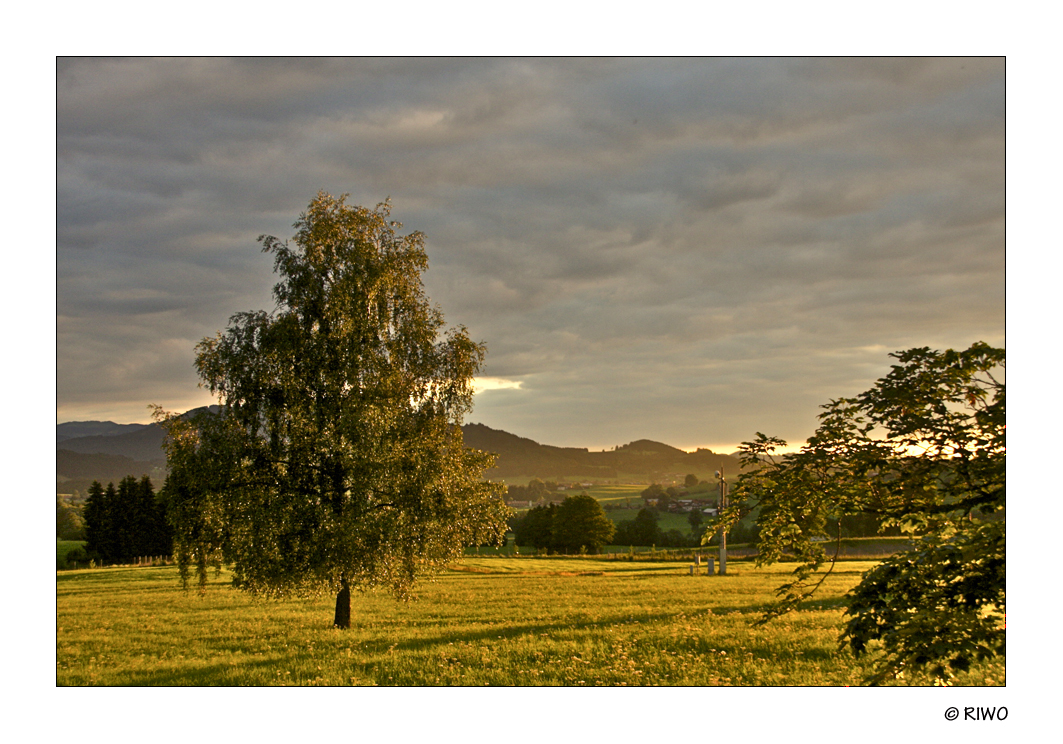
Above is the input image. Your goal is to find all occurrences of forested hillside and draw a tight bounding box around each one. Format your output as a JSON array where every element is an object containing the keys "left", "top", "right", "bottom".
[
  {"left": 462, "top": 423, "right": 743, "bottom": 482},
  {"left": 56, "top": 424, "right": 167, "bottom": 464},
  {"left": 57, "top": 415, "right": 743, "bottom": 493},
  {"left": 57, "top": 420, "right": 149, "bottom": 443},
  {"left": 56, "top": 450, "right": 164, "bottom": 498}
]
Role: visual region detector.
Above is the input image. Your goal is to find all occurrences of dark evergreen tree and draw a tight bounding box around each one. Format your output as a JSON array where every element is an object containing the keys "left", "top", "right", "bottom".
[
  {"left": 114, "top": 476, "right": 140, "bottom": 563},
  {"left": 83, "top": 480, "right": 105, "bottom": 557},
  {"left": 128, "top": 475, "right": 170, "bottom": 557},
  {"left": 150, "top": 480, "right": 175, "bottom": 557},
  {"left": 101, "top": 482, "right": 119, "bottom": 561},
  {"left": 81, "top": 475, "right": 173, "bottom": 564}
]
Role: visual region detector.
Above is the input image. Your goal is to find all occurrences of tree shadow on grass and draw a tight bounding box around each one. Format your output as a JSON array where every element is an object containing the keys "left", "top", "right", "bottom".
[
  {"left": 349, "top": 599, "right": 792, "bottom": 658},
  {"left": 58, "top": 601, "right": 850, "bottom": 686},
  {"left": 67, "top": 657, "right": 297, "bottom": 687},
  {"left": 796, "top": 596, "right": 849, "bottom": 612}
]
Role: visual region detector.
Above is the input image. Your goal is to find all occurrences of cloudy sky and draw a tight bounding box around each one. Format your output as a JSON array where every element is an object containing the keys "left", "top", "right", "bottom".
[{"left": 56, "top": 57, "right": 1005, "bottom": 452}]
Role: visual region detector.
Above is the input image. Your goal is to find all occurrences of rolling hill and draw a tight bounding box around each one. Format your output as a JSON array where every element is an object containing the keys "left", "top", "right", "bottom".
[
  {"left": 56, "top": 411, "right": 743, "bottom": 492},
  {"left": 57, "top": 425, "right": 168, "bottom": 464},
  {"left": 56, "top": 420, "right": 150, "bottom": 443},
  {"left": 56, "top": 449, "right": 166, "bottom": 498},
  {"left": 463, "top": 423, "right": 743, "bottom": 482}
]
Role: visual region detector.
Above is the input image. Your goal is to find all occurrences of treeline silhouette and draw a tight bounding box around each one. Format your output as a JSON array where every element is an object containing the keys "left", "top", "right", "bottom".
[{"left": 83, "top": 475, "right": 172, "bottom": 564}]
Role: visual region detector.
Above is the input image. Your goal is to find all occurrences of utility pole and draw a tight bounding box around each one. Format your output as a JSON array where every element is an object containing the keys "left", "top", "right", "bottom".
[{"left": 715, "top": 467, "right": 727, "bottom": 575}]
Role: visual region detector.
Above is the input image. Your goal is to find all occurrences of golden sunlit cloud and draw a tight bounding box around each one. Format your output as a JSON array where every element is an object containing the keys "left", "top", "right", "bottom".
[{"left": 473, "top": 377, "right": 524, "bottom": 394}]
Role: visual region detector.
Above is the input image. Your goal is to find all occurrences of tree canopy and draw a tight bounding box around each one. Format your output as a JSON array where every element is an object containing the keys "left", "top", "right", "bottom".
[
  {"left": 553, "top": 493, "right": 616, "bottom": 553},
  {"left": 512, "top": 502, "right": 557, "bottom": 551},
  {"left": 513, "top": 493, "right": 615, "bottom": 554},
  {"left": 613, "top": 507, "right": 662, "bottom": 547},
  {"left": 726, "top": 342, "right": 1004, "bottom": 684},
  {"left": 57, "top": 496, "right": 85, "bottom": 541},
  {"left": 155, "top": 193, "right": 508, "bottom": 626}
]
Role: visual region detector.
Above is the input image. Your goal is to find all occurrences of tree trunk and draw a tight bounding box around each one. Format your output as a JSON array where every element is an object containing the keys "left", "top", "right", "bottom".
[{"left": 334, "top": 578, "right": 351, "bottom": 629}]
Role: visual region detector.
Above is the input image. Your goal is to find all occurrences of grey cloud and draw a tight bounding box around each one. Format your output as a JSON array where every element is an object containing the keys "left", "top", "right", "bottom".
[{"left": 57, "top": 58, "right": 1004, "bottom": 451}]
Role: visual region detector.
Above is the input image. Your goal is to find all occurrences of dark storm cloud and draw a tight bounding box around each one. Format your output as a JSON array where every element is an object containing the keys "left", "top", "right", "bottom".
[{"left": 57, "top": 58, "right": 1004, "bottom": 449}]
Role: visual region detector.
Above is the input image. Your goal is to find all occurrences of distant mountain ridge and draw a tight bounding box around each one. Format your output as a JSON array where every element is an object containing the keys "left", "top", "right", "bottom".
[
  {"left": 57, "top": 411, "right": 741, "bottom": 492},
  {"left": 57, "top": 420, "right": 149, "bottom": 443},
  {"left": 56, "top": 406, "right": 220, "bottom": 465},
  {"left": 57, "top": 425, "right": 168, "bottom": 464},
  {"left": 463, "top": 423, "right": 742, "bottom": 481},
  {"left": 56, "top": 407, "right": 215, "bottom": 496}
]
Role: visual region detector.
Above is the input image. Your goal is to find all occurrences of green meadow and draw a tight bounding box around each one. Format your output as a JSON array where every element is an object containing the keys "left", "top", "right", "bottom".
[{"left": 56, "top": 557, "right": 1004, "bottom": 686}]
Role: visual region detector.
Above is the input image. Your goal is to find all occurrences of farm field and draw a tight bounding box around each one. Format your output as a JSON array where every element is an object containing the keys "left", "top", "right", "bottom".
[
  {"left": 56, "top": 557, "right": 1004, "bottom": 686},
  {"left": 503, "top": 483, "right": 649, "bottom": 511},
  {"left": 607, "top": 507, "right": 697, "bottom": 534},
  {"left": 579, "top": 483, "right": 649, "bottom": 506}
]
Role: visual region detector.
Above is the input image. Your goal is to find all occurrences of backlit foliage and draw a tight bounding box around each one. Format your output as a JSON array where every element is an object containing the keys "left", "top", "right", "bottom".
[
  {"left": 726, "top": 343, "right": 1004, "bottom": 684},
  {"left": 155, "top": 193, "right": 508, "bottom": 606}
]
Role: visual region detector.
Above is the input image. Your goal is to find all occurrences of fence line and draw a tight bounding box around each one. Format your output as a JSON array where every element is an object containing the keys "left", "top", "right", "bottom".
[{"left": 62, "top": 555, "right": 174, "bottom": 571}]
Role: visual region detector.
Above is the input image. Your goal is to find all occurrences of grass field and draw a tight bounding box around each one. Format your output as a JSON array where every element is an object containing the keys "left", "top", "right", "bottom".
[
  {"left": 607, "top": 507, "right": 697, "bottom": 533},
  {"left": 56, "top": 556, "right": 1004, "bottom": 686},
  {"left": 57, "top": 540, "right": 86, "bottom": 564}
]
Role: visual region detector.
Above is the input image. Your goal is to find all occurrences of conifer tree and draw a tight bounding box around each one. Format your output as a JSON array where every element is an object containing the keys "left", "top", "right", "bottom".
[{"left": 83, "top": 481, "right": 105, "bottom": 557}]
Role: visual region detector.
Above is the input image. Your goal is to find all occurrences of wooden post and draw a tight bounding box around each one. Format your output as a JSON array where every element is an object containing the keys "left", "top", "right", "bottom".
[
  {"left": 334, "top": 578, "right": 351, "bottom": 629},
  {"left": 717, "top": 468, "right": 728, "bottom": 575}
]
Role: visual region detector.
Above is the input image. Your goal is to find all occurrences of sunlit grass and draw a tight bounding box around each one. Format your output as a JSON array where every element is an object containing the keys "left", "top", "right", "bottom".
[
  {"left": 56, "top": 558, "right": 1004, "bottom": 686},
  {"left": 56, "top": 540, "right": 86, "bottom": 565}
]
